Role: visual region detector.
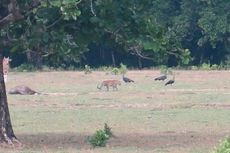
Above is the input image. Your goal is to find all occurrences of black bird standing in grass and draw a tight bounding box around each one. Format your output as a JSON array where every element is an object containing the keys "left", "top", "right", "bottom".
[
  {"left": 165, "top": 75, "right": 175, "bottom": 86},
  {"left": 122, "top": 74, "right": 135, "bottom": 83},
  {"left": 154, "top": 74, "right": 167, "bottom": 81}
]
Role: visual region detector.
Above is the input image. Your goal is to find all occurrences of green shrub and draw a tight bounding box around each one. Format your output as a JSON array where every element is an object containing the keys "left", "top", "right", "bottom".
[
  {"left": 41, "top": 65, "right": 54, "bottom": 72},
  {"left": 213, "top": 137, "right": 230, "bottom": 153},
  {"left": 89, "top": 130, "right": 109, "bottom": 147},
  {"left": 97, "top": 66, "right": 113, "bottom": 71},
  {"left": 13, "top": 64, "right": 37, "bottom": 72},
  {"left": 119, "top": 63, "right": 127, "bottom": 75},
  {"left": 67, "top": 65, "right": 76, "bottom": 71},
  {"left": 159, "top": 65, "right": 168, "bottom": 74},
  {"left": 111, "top": 67, "right": 119, "bottom": 75},
  {"left": 211, "top": 64, "right": 219, "bottom": 70},
  {"left": 84, "top": 65, "right": 92, "bottom": 74},
  {"left": 191, "top": 66, "right": 198, "bottom": 70},
  {"left": 97, "top": 64, "right": 128, "bottom": 75},
  {"left": 104, "top": 123, "right": 113, "bottom": 137},
  {"left": 167, "top": 68, "right": 173, "bottom": 75},
  {"left": 201, "top": 63, "right": 211, "bottom": 70},
  {"left": 89, "top": 123, "right": 112, "bottom": 147}
]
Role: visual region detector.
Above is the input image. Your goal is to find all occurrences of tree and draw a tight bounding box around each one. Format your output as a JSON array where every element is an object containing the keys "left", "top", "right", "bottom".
[
  {"left": 0, "top": 0, "right": 81, "bottom": 144},
  {"left": 0, "top": 0, "right": 24, "bottom": 145},
  {"left": 84, "top": 0, "right": 191, "bottom": 67},
  {"left": 1, "top": 0, "right": 85, "bottom": 69}
]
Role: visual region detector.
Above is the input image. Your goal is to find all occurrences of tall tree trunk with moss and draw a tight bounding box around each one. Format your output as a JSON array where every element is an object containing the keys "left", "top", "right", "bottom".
[{"left": 0, "top": 54, "right": 18, "bottom": 145}]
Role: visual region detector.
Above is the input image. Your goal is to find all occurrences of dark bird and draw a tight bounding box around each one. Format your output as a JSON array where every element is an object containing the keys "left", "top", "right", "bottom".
[
  {"left": 165, "top": 75, "right": 175, "bottom": 86},
  {"left": 154, "top": 74, "right": 167, "bottom": 81},
  {"left": 122, "top": 75, "right": 134, "bottom": 83}
]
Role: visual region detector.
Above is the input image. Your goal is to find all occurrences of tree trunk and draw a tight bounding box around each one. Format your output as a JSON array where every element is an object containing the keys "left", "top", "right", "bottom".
[
  {"left": 100, "top": 47, "right": 105, "bottom": 65},
  {"left": 0, "top": 54, "right": 19, "bottom": 145},
  {"left": 138, "top": 56, "right": 142, "bottom": 70},
  {"left": 111, "top": 51, "right": 116, "bottom": 67},
  {"left": 26, "top": 48, "right": 42, "bottom": 69}
]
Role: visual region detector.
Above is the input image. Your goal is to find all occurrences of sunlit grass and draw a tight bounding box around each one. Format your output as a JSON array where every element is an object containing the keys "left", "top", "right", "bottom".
[{"left": 3, "top": 70, "right": 230, "bottom": 153}]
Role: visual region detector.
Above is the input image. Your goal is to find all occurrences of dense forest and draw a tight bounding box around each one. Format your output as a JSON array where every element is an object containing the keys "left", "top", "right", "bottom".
[{"left": 0, "top": 0, "right": 230, "bottom": 69}]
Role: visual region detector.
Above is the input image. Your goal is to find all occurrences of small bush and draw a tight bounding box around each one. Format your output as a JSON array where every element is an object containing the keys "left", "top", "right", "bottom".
[
  {"left": 159, "top": 65, "right": 168, "bottom": 74},
  {"left": 119, "top": 63, "right": 127, "bottom": 75},
  {"left": 211, "top": 64, "right": 219, "bottom": 70},
  {"left": 84, "top": 65, "right": 92, "bottom": 74},
  {"left": 201, "top": 63, "right": 211, "bottom": 70},
  {"left": 97, "top": 64, "right": 128, "bottom": 75},
  {"left": 212, "top": 137, "right": 230, "bottom": 153},
  {"left": 67, "top": 65, "right": 76, "bottom": 71},
  {"left": 89, "top": 123, "right": 112, "bottom": 147},
  {"left": 111, "top": 67, "right": 119, "bottom": 75},
  {"left": 167, "top": 68, "right": 173, "bottom": 75},
  {"left": 191, "top": 66, "right": 198, "bottom": 70},
  {"left": 13, "top": 64, "right": 37, "bottom": 72},
  {"left": 41, "top": 65, "right": 54, "bottom": 72},
  {"left": 104, "top": 123, "right": 113, "bottom": 137},
  {"left": 89, "top": 130, "right": 109, "bottom": 147},
  {"left": 97, "top": 66, "right": 113, "bottom": 71}
]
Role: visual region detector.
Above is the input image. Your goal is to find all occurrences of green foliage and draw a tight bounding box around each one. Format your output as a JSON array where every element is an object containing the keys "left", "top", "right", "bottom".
[
  {"left": 201, "top": 63, "right": 211, "bottom": 70},
  {"left": 89, "top": 130, "right": 109, "bottom": 147},
  {"left": 1, "top": 0, "right": 230, "bottom": 68},
  {"left": 211, "top": 64, "right": 219, "bottom": 70},
  {"left": 84, "top": 65, "right": 92, "bottom": 74},
  {"left": 110, "top": 63, "right": 128, "bottom": 75},
  {"left": 89, "top": 123, "right": 112, "bottom": 147},
  {"left": 160, "top": 65, "right": 168, "bottom": 74},
  {"left": 159, "top": 66, "right": 173, "bottom": 75},
  {"left": 212, "top": 137, "right": 230, "bottom": 153},
  {"left": 180, "top": 49, "right": 191, "bottom": 65},
  {"left": 97, "top": 66, "right": 114, "bottom": 72},
  {"left": 111, "top": 67, "right": 119, "bottom": 75},
  {"left": 199, "top": 63, "right": 221, "bottom": 70},
  {"left": 167, "top": 68, "right": 173, "bottom": 75},
  {"left": 104, "top": 123, "right": 113, "bottom": 137},
  {"left": 13, "top": 64, "right": 37, "bottom": 72},
  {"left": 119, "top": 63, "right": 127, "bottom": 75},
  {"left": 191, "top": 66, "right": 199, "bottom": 70}
]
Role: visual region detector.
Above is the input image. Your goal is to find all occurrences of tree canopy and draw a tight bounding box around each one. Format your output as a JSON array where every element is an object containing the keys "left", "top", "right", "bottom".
[{"left": 0, "top": 0, "right": 230, "bottom": 69}]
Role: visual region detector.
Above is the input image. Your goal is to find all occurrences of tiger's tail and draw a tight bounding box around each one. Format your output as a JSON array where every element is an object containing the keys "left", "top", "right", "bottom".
[{"left": 97, "top": 83, "right": 102, "bottom": 90}]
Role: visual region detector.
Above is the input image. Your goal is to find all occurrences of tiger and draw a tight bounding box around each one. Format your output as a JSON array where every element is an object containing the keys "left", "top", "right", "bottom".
[
  {"left": 97, "top": 80, "right": 121, "bottom": 91},
  {"left": 2, "top": 57, "right": 11, "bottom": 83}
]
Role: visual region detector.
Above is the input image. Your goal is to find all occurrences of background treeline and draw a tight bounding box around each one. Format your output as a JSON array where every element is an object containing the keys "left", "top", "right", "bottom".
[{"left": 0, "top": 0, "right": 230, "bottom": 69}]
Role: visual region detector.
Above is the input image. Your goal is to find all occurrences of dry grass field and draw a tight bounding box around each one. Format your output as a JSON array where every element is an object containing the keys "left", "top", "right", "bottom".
[{"left": 1, "top": 70, "right": 230, "bottom": 153}]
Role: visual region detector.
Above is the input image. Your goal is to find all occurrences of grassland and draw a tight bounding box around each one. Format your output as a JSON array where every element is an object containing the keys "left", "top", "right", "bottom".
[{"left": 1, "top": 70, "right": 230, "bottom": 153}]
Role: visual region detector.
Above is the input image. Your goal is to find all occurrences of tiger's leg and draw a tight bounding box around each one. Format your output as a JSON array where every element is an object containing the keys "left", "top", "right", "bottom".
[
  {"left": 4, "top": 74, "right": 7, "bottom": 83},
  {"left": 106, "top": 85, "right": 109, "bottom": 91},
  {"left": 113, "top": 85, "right": 118, "bottom": 91}
]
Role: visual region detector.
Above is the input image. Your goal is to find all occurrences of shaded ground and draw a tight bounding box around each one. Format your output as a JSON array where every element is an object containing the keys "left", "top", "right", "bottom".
[
  {"left": 15, "top": 132, "right": 226, "bottom": 152},
  {"left": 0, "top": 131, "right": 225, "bottom": 153}
]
